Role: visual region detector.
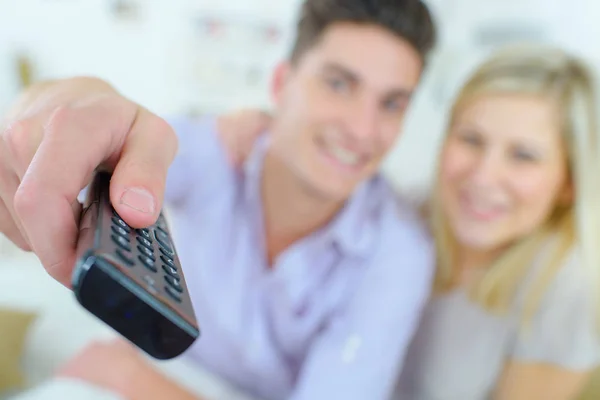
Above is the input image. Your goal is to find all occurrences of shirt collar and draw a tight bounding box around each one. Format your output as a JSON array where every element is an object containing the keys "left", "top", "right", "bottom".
[{"left": 241, "top": 135, "right": 380, "bottom": 259}]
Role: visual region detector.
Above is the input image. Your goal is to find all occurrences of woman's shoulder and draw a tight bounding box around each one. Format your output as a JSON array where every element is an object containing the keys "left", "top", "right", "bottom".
[
  {"left": 529, "top": 245, "right": 596, "bottom": 305},
  {"left": 511, "top": 245, "right": 600, "bottom": 369}
]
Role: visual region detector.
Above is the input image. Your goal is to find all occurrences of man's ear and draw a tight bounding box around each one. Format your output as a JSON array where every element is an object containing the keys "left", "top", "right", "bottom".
[{"left": 270, "top": 61, "right": 291, "bottom": 107}]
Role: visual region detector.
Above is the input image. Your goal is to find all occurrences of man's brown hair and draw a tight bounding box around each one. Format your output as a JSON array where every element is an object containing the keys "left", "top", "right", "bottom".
[{"left": 289, "top": 0, "right": 437, "bottom": 65}]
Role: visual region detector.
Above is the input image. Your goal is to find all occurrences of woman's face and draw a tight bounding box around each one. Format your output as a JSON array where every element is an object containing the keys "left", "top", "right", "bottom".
[{"left": 439, "top": 93, "right": 571, "bottom": 253}]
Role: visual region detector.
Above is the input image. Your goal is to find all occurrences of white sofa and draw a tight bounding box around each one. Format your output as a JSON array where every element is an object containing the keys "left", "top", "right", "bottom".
[{"left": 0, "top": 243, "right": 253, "bottom": 400}]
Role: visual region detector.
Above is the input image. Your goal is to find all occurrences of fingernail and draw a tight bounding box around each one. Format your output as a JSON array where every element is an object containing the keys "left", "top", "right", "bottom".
[{"left": 120, "top": 187, "right": 155, "bottom": 214}]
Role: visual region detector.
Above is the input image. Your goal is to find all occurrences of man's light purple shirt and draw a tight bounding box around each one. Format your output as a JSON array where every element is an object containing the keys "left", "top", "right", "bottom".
[{"left": 163, "top": 115, "right": 434, "bottom": 400}]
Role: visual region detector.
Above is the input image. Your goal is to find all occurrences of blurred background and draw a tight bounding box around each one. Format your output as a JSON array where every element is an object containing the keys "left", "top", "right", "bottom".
[
  {"left": 0, "top": 0, "right": 598, "bottom": 196},
  {"left": 0, "top": 0, "right": 598, "bottom": 192},
  {"left": 0, "top": 0, "right": 598, "bottom": 398}
]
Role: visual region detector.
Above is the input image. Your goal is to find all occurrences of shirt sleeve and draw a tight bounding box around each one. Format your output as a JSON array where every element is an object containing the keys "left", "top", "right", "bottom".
[
  {"left": 289, "top": 217, "right": 435, "bottom": 400},
  {"left": 511, "top": 251, "right": 600, "bottom": 370},
  {"left": 163, "top": 115, "right": 235, "bottom": 209}
]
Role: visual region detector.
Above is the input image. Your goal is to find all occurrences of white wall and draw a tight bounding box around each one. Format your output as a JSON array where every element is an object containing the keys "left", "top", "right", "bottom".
[
  {"left": 0, "top": 0, "right": 598, "bottom": 197},
  {"left": 0, "top": 0, "right": 300, "bottom": 116}
]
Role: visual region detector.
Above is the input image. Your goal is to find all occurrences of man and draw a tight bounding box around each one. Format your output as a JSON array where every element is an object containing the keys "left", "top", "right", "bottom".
[{"left": 0, "top": 0, "right": 436, "bottom": 398}]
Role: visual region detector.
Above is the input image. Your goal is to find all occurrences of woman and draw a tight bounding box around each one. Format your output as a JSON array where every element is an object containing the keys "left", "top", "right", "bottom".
[{"left": 218, "top": 44, "right": 600, "bottom": 399}]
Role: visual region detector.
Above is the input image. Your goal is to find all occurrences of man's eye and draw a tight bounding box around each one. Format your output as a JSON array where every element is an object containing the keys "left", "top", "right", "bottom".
[{"left": 326, "top": 77, "right": 349, "bottom": 93}]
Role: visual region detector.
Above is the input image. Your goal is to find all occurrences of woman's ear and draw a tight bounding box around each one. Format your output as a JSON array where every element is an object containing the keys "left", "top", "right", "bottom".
[{"left": 270, "top": 61, "right": 291, "bottom": 107}]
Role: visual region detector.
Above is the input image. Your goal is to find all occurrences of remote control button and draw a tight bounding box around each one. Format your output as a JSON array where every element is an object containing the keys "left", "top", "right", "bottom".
[
  {"left": 159, "top": 247, "right": 174, "bottom": 260},
  {"left": 160, "top": 254, "right": 175, "bottom": 269},
  {"left": 112, "top": 217, "right": 131, "bottom": 232},
  {"left": 143, "top": 275, "right": 155, "bottom": 286},
  {"left": 139, "top": 255, "right": 157, "bottom": 272},
  {"left": 116, "top": 249, "right": 135, "bottom": 266},
  {"left": 137, "top": 245, "right": 155, "bottom": 259},
  {"left": 143, "top": 275, "right": 159, "bottom": 295},
  {"left": 164, "top": 275, "right": 183, "bottom": 293},
  {"left": 165, "top": 285, "right": 182, "bottom": 303},
  {"left": 112, "top": 235, "right": 131, "bottom": 251},
  {"left": 136, "top": 236, "right": 153, "bottom": 250},
  {"left": 154, "top": 229, "right": 174, "bottom": 255},
  {"left": 162, "top": 264, "right": 180, "bottom": 279},
  {"left": 137, "top": 228, "right": 151, "bottom": 240},
  {"left": 111, "top": 225, "right": 129, "bottom": 237}
]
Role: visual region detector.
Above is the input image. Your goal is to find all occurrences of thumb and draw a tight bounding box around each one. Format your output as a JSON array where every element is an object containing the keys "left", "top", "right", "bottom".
[{"left": 109, "top": 110, "right": 178, "bottom": 228}]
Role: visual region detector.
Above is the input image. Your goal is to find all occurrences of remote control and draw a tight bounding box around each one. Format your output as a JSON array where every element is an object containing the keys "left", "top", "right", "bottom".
[{"left": 72, "top": 171, "right": 200, "bottom": 360}]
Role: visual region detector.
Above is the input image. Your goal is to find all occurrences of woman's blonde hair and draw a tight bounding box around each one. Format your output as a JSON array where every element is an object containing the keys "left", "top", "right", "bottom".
[{"left": 430, "top": 44, "right": 599, "bottom": 321}]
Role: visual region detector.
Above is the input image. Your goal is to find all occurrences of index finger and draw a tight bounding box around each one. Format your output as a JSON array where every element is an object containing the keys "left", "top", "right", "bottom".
[{"left": 13, "top": 103, "right": 137, "bottom": 286}]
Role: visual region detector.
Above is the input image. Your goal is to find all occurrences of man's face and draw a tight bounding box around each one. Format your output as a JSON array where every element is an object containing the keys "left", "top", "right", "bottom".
[{"left": 270, "top": 22, "right": 423, "bottom": 201}]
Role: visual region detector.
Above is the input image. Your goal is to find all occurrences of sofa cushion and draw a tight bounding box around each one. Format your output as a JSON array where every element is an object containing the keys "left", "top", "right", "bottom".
[{"left": 0, "top": 308, "right": 37, "bottom": 394}]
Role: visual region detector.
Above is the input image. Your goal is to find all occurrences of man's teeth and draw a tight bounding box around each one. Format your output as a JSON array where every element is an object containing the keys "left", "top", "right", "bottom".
[{"left": 326, "top": 143, "right": 361, "bottom": 166}]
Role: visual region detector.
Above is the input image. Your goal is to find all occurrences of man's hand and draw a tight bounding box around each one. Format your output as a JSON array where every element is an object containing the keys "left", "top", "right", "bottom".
[
  {"left": 57, "top": 339, "right": 200, "bottom": 400},
  {"left": 217, "top": 108, "right": 271, "bottom": 167},
  {"left": 57, "top": 339, "right": 145, "bottom": 395},
  {"left": 0, "top": 77, "right": 178, "bottom": 286}
]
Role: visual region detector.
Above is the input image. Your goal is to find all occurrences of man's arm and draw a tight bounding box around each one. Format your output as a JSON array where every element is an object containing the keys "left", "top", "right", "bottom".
[
  {"left": 57, "top": 339, "right": 202, "bottom": 400},
  {"left": 118, "top": 362, "right": 201, "bottom": 400}
]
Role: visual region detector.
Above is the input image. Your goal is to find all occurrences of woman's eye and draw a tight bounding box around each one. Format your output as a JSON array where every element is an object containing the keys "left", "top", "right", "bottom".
[{"left": 512, "top": 149, "right": 538, "bottom": 162}]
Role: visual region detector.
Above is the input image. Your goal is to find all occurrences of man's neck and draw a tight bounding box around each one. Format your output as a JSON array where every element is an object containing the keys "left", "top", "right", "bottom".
[{"left": 260, "top": 151, "right": 344, "bottom": 266}]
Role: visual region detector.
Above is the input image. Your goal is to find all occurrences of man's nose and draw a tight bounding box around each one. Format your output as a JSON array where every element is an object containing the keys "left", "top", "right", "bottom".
[{"left": 346, "top": 98, "right": 380, "bottom": 142}]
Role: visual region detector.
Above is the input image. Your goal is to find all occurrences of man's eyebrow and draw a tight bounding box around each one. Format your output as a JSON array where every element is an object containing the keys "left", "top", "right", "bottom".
[
  {"left": 385, "top": 88, "right": 413, "bottom": 101},
  {"left": 322, "top": 62, "right": 414, "bottom": 100},
  {"left": 321, "top": 62, "right": 359, "bottom": 82}
]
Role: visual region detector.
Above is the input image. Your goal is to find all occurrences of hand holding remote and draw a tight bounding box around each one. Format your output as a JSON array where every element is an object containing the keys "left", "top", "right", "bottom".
[{"left": 0, "top": 77, "right": 178, "bottom": 286}]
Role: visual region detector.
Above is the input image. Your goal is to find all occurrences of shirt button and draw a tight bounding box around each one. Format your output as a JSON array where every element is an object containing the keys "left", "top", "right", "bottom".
[{"left": 341, "top": 334, "right": 362, "bottom": 364}]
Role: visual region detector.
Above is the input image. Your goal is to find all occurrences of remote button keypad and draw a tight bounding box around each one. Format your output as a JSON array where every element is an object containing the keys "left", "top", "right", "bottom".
[
  {"left": 112, "top": 225, "right": 129, "bottom": 237},
  {"left": 165, "top": 285, "right": 182, "bottom": 303},
  {"left": 138, "top": 245, "right": 154, "bottom": 259},
  {"left": 159, "top": 247, "right": 174, "bottom": 260},
  {"left": 109, "top": 210, "right": 187, "bottom": 309},
  {"left": 162, "top": 264, "right": 179, "bottom": 279},
  {"left": 154, "top": 229, "right": 174, "bottom": 255},
  {"left": 116, "top": 249, "right": 134, "bottom": 266},
  {"left": 137, "top": 228, "right": 151, "bottom": 240},
  {"left": 161, "top": 255, "right": 175, "bottom": 268},
  {"left": 112, "top": 217, "right": 131, "bottom": 232},
  {"left": 137, "top": 236, "right": 153, "bottom": 250},
  {"left": 139, "top": 255, "right": 157, "bottom": 272},
  {"left": 165, "top": 275, "right": 183, "bottom": 293},
  {"left": 112, "top": 234, "right": 131, "bottom": 252}
]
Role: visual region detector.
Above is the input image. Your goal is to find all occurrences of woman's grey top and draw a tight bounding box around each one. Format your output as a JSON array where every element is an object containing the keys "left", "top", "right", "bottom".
[{"left": 394, "top": 249, "right": 600, "bottom": 400}]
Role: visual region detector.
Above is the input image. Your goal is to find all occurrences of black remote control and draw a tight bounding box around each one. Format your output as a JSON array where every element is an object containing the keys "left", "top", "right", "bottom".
[{"left": 72, "top": 171, "right": 200, "bottom": 360}]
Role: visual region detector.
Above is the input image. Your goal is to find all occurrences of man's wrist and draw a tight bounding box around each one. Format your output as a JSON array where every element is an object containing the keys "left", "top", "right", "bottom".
[
  {"left": 110, "top": 355, "right": 153, "bottom": 400},
  {"left": 117, "top": 359, "right": 200, "bottom": 400}
]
